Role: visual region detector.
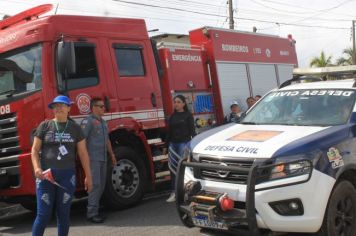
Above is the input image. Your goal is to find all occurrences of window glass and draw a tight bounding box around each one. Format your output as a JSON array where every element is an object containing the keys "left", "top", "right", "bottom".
[
  {"left": 63, "top": 43, "right": 99, "bottom": 90},
  {"left": 114, "top": 47, "right": 145, "bottom": 77},
  {"left": 0, "top": 44, "right": 42, "bottom": 96},
  {"left": 243, "top": 89, "right": 355, "bottom": 126}
]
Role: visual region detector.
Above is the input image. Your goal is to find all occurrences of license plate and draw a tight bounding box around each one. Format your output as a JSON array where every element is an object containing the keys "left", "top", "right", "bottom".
[{"left": 192, "top": 216, "right": 227, "bottom": 230}]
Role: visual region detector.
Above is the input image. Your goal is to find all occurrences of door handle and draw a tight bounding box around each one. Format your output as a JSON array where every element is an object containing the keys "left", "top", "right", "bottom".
[{"left": 151, "top": 92, "right": 157, "bottom": 107}]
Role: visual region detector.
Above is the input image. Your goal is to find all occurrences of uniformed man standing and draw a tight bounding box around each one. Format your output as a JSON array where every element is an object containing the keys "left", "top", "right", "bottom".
[{"left": 81, "top": 97, "right": 117, "bottom": 223}]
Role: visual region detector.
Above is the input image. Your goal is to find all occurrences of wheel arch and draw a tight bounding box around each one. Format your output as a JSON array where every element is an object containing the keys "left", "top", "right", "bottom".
[
  {"left": 109, "top": 128, "right": 154, "bottom": 187},
  {"left": 335, "top": 164, "right": 356, "bottom": 189}
]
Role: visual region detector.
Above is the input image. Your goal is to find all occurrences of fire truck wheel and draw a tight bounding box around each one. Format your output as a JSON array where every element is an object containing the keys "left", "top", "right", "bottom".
[
  {"left": 317, "top": 180, "right": 356, "bottom": 236},
  {"left": 103, "top": 146, "right": 145, "bottom": 210}
]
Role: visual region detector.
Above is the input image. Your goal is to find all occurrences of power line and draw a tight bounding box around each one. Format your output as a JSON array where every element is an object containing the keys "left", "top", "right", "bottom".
[
  {"left": 112, "top": 0, "right": 226, "bottom": 18},
  {"left": 259, "top": 0, "right": 356, "bottom": 18},
  {"left": 237, "top": 7, "right": 351, "bottom": 22},
  {"left": 259, "top": 0, "right": 319, "bottom": 12},
  {"left": 112, "top": 0, "right": 350, "bottom": 30},
  {"left": 234, "top": 17, "right": 349, "bottom": 30},
  {"left": 136, "top": 0, "right": 224, "bottom": 13},
  {"left": 288, "top": 0, "right": 354, "bottom": 24},
  {"left": 0, "top": 0, "right": 351, "bottom": 31},
  {"left": 109, "top": 1, "right": 225, "bottom": 23},
  {"left": 250, "top": 0, "right": 316, "bottom": 14},
  {"left": 164, "top": 0, "right": 223, "bottom": 8},
  {"left": 0, "top": 0, "right": 224, "bottom": 27}
]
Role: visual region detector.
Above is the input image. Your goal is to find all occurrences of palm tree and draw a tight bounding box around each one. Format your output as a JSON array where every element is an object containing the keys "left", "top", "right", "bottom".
[
  {"left": 310, "top": 51, "right": 333, "bottom": 67},
  {"left": 336, "top": 47, "right": 356, "bottom": 65}
]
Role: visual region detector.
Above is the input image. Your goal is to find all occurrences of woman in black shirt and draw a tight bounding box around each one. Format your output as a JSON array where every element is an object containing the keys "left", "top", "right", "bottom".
[
  {"left": 166, "top": 95, "right": 196, "bottom": 202},
  {"left": 31, "top": 95, "right": 93, "bottom": 236}
]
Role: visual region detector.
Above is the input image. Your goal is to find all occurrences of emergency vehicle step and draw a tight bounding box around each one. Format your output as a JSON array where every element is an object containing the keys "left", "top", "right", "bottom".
[
  {"left": 152, "top": 154, "right": 168, "bottom": 162},
  {"left": 155, "top": 177, "right": 171, "bottom": 183},
  {"left": 155, "top": 170, "right": 170, "bottom": 178},
  {"left": 147, "top": 138, "right": 162, "bottom": 145}
]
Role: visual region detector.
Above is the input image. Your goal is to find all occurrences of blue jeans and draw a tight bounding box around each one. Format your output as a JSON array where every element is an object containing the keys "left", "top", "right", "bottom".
[
  {"left": 32, "top": 168, "right": 76, "bottom": 236},
  {"left": 168, "top": 142, "right": 189, "bottom": 190}
]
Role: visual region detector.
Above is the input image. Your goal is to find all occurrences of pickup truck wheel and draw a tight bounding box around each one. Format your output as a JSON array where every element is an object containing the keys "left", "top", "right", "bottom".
[
  {"left": 178, "top": 210, "right": 194, "bottom": 228},
  {"left": 318, "top": 181, "right": 356, "bottom": 236},
  {"left": 103, "top": 146, "right": 146, "bottom": 210}
]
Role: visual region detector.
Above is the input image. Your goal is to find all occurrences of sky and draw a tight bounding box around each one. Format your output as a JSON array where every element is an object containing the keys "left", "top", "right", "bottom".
[{"left": 0, "top": 0, "right": 355, "bottom": 67}]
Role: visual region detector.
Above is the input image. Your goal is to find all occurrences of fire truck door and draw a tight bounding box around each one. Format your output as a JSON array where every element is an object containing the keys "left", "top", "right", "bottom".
[
  {"left": 108, "top": 40, "right": 160, "bottom": 128},
  {"left": 61, "top": 39, "right": 111, "bottom": 118}
]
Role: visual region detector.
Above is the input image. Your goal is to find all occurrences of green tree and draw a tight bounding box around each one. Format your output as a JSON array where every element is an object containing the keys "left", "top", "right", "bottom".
[
  {"left": 309, "top": 51, "right": 333, "bottom": 67},
  {"left": 336, "top": 47, "right": 356, "bottom": 65}
]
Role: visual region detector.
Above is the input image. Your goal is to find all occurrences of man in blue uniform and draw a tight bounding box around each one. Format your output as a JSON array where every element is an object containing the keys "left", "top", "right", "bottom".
[{"left": 81, "top": 97, "right": 117, "bottom": 223}]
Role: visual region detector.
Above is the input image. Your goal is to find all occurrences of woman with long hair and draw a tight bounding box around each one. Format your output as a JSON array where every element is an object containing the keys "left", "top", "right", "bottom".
[{"left": 165, "top": 95, "right": 196, "bottom": 202}]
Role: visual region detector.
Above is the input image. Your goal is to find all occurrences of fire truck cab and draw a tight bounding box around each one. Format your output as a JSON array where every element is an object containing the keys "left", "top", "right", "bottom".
[{"left": 0, "top": 4, "right": 170, "bottom": 209}]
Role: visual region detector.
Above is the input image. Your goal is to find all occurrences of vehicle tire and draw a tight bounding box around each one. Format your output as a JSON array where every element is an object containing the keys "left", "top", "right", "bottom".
[
  {"left": 317, "top": 180, "right": 356, "bottom": 236},
  {"left": 103, "top": 146, "right": 146, "bottom": 210},
  {"left": 177, "top": 207, "right": 195, "bottom": 228}
]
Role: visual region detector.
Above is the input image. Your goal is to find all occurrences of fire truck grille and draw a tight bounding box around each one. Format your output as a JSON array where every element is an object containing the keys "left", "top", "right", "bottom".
[
  {"left": 0, "top": 112, "right": 20, "bottom": 188},
  {"left": 0, "top": 113, "right": 20, "bottom": 157},
  {"left": 198, "top": 157, "right": 254, "bottom": 184}
]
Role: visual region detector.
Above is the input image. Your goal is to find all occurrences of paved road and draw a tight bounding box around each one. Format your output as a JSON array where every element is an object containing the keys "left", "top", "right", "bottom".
[{"left": 0, "top": 192, "right": 311, "bottom": 236}]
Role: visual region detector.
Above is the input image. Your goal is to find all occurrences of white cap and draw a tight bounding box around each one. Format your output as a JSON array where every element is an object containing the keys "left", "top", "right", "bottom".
[{"left": 230, "top": 101, "right": 239, "bottom": 106}]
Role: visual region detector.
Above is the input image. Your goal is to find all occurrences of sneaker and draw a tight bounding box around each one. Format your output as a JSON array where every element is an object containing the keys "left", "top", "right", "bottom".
[{"left": 166, "top": 192, "right": 176, "bottom": 202}]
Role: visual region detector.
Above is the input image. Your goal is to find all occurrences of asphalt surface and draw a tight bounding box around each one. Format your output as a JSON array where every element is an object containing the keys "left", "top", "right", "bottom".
[{"left": 0, "top": 192, "right": 312, "bottom": 236}]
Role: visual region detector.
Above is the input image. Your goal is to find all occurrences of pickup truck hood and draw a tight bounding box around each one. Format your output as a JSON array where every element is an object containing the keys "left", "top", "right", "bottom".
[{"left": 192, "top": 124, "right": 328, "bottom": 159}]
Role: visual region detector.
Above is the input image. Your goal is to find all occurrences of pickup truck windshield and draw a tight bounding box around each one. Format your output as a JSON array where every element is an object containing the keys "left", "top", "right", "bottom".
[
  {"left": 243, "top": 89, "right": 356, "bottom": 126},
  {"left": 0, "top": 44, "right": 42, "bottom": 97}
]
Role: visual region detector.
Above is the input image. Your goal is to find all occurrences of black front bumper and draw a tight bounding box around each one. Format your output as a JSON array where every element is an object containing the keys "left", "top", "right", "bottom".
[{"left": 175, "top": 157, "right": 312, "bottom": 236}]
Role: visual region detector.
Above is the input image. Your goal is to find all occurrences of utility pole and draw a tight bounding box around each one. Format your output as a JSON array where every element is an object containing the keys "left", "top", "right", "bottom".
[
  {"left": 228, "top": 0, "right": 234, "bottom": 29},
  {"left": 353, "top": 20, "right": 356, "bottom": 64}
]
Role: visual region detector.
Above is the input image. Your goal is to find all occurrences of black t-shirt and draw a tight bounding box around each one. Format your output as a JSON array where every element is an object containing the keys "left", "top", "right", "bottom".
[
  {"left": 34, "top": 120, "right": 85, "bottom": 169},
  {"left": 166, "top": 111, "right": 196, "bottom": 146}
]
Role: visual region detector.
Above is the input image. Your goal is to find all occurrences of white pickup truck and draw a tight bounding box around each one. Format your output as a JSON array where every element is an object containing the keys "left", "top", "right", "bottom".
[{"left": 176, "top": 78, "right": 356, "bottom": 236}]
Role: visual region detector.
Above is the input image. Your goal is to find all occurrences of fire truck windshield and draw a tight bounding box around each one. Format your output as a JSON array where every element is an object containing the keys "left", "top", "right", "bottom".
[{"left": 0, "top": 44, "right": 42, "bottom": 98}]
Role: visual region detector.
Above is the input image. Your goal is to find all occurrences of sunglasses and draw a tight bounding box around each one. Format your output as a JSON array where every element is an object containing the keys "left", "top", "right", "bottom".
[{"left": 94, "top": 105, "right": 105, "bottom": 108}]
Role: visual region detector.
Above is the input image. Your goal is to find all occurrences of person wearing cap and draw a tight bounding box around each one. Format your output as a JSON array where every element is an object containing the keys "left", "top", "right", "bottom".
[
  {"left": 224, "top": 101, "right": 242, "bottom": 123},
  {"left": 81, "top": 97, "right": 117, "bottom": 223},
  {"left": 31, "top": 95, "right": 93, "bottom": 236}
]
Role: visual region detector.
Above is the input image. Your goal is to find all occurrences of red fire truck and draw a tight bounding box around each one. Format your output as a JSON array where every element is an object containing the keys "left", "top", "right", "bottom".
[{"left": 0, "top": 4, "right": 297, "bottom": 210}]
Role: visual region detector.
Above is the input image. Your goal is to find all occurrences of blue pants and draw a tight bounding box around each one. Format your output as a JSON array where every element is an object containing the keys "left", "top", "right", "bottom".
[
  {"left": 32, "top": 168, "right": 76, "bottom": 236},
  {"left": 168, "top": 142, "right": 188, "bottom": 190}
]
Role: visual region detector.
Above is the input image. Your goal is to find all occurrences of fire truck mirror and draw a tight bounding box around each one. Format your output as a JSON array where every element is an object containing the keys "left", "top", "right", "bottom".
[
  {"left": 57, "top": 41, "right": 76, "bottom": 76},
  {"left": 104, "top": 96, "right": 111, "bottom": 112}
]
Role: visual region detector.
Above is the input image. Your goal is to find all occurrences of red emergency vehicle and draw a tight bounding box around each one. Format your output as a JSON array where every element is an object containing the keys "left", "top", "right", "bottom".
[
  {"left": 189, "top": 27, "right": 298, "bottom": 121},
  {"left": 0, "top": 4, "right": 297, "bottom": 210}
]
